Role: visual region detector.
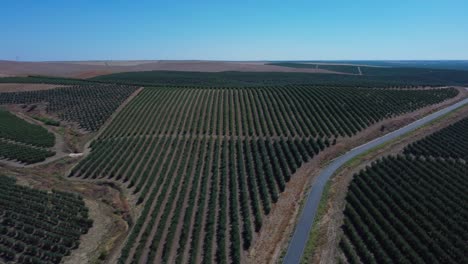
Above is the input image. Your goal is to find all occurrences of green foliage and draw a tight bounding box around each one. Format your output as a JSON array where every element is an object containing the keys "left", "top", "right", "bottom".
[
  {"left": 0, "top": 85, "right": 138, "bottom": 131},
  {"left": 0, "top": 140, "right": 55, "bottom": 164},
  {"left": 0, "top": 176, "right": 92, "bottom": 263},
  {"left": 269, "top": 62, "right": 360, "bottom": 74},
  {"left": 69, "top": 85, "right": 458, "bottom": 263},
  {"left": 33, "top": 116, "right": 60, "bottom": 126},
  {"left": 0, "top": 110, "right": 56, "bottom": 163},
  {"left": 341, "top": 156, "right": 468, "bottom": 264},
  {"left": 0, "top": 76, "right": 99, "bottom": 85},
  {"left": 91, "top": 69, "right": 468, "bottom": 87},
  {"left": 404, "top": 117, "right": 468, "bottom": 160},
  {"left": 94, "top": 136, "right": 321, "bottom": 264},
  {"left": 0, "top": 109, "right": 54, "bottom": 147},
  {"left": 98, "top": 86, "right": 457, "bottom": 139}
]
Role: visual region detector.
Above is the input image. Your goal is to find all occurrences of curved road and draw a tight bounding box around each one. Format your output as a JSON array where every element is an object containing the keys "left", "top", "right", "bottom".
[{"left": 283, "top": 97, "right": 468, "bottom": 264}]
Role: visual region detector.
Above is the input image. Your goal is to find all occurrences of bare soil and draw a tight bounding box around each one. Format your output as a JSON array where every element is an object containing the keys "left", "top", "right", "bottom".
[
  {"left": 0, "top": 60, "right": 341, "bottom": 79},
  {"left": 0, "top": 83, "right": 65, "bottom": 92},
  {"left": 63, "top": 199, "right": 115, "bottom": 264},
  {"left": 0, "top": 88, "right": 144, "bottom": 263},
  {"left": 0, "top": 106, "right": 91, "bottom": 167},
  {"left": 0, "top": 158, "right": 130, "bottom": 264},
  {"left": 246, "top": 87, "right": 468, "bottom": 264},
  {"left": 4, "top": 101, "right": 95, "bottom": 151},
  {"left": 309, "top": 104, "right": 468, "bottom": 264}
]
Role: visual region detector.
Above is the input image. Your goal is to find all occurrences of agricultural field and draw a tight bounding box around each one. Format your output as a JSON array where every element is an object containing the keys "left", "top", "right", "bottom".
[
  {"left": 0, "top": 109, "right": 54, "bottom": 148},
  {"left": 0, "top": 69, "right": 465, "bottom": 264},
  {"left": 67, "top": 85, "right": 459, "bottom": 263},
  {"left": 339, "top": 117, "right": 468, "bottom": 264},
  {"left": 0, "top": 141, "right": 55, "bottom": 165},
  {"left": 0, "top": 83, "right": 66, "bottom": 93},
  {"left": 2, "top": 1, "right": 468, "bottom": 263},
  {"left": 404, "top": 117, "right": 468, "bottom": 160},
  {"left": 0, "top": 85, "right": 138, "bottom": 132},
  {"left": 90, "top": 69, "right": 468, "bottom": 87},
  {"left": 4, "top": 67, "right": 468, "bottom": 88},
  {"left": 268, "top": 63, "right": 361, "bottom": 74},
  {"left": 0, "top": 109, "right": 56, "bottom": 164},
  {"left": 273, "top": 60, "right": 468, "bottom": 71},
  {"left": 96, "top": 86, "right": 456, "bottom": 139},
  {"left": 0, "top": 175, "right": 92, "bottom": 264},
  {"left": 0, "top": 76, "right": 99, "bottom": 86},
  {"left": 270, "top": 62, "right": 468, "bottom": 79}
]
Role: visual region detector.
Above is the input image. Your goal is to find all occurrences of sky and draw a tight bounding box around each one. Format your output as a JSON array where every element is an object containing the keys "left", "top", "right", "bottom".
[{"left": 1, "top": 0, "right": 468, "bottom": 61}]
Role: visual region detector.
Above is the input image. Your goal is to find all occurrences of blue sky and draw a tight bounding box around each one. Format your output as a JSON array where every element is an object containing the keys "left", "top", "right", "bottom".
[{"left": 1, "top": 0, "right": 467, "bottom": 61}]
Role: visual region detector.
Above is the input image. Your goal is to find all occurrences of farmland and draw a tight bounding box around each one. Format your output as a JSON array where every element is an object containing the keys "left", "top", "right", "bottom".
[
  {"left": 268, "top": 63, "right": 361, "bottom": 74},
  {"left": 0, "top": 175, "right": 92, "bottom": 264},
  {"left": 0, "top": 83, "right": 66, "bottom": 93},
  {"left": 95, "top": 86, "right": 456, "bottom": 139},
  {"left": 339, "top": 117, "right": 468, "bottom": 264},
  {"left": 0, "top": 109, "right": 54, "bottom": 148},
  {"left": 66, "top": 85, "right": 459, "bottom": 263},
  {"left": 0, "top": 109, "right": 56, "bottom": 164},
  {"left": 91, "top": 69, "right": 468, "bottom": 87},
  {"left": 2, "top": 0, "right": 468, "bottom": 263},
  {"left": 3, "top": 66, "right": 468, "bottom": 87},
  {"left": 0, "top": 84, "right": 138, "bottom": 132},
  {"left": 404, "top": 117, "right": 468, "bottom": 160},
  {"left": 0, "top": 67, "right": 466, "bottom": 264},
  {"left": 0, "top": 76, "right": 98, "bottom": 86},
  {"left": 0, "top": 141, "right": 55, "bottom": 164}
]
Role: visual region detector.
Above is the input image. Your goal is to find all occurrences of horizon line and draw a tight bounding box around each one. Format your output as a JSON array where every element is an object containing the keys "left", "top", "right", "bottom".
[{"left": 3, "top": 59, "right": 468, "bottom": 63}]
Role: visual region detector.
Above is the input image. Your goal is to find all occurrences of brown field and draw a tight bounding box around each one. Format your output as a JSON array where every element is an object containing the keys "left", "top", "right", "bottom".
[
  {"left": 0, "top": 83, "right": 64, "bottom": 92},
  {"left": 0, "top": 60, "right": 341, "bottom": 79}
]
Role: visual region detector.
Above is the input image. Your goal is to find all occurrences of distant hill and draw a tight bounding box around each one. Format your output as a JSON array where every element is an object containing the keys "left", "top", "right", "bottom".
[
  {"left": 269, "top": 60, "right": 468, "bottom": 71},
  {"left": 0, "top": 60, "right": 335, "bottom": 79}
]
